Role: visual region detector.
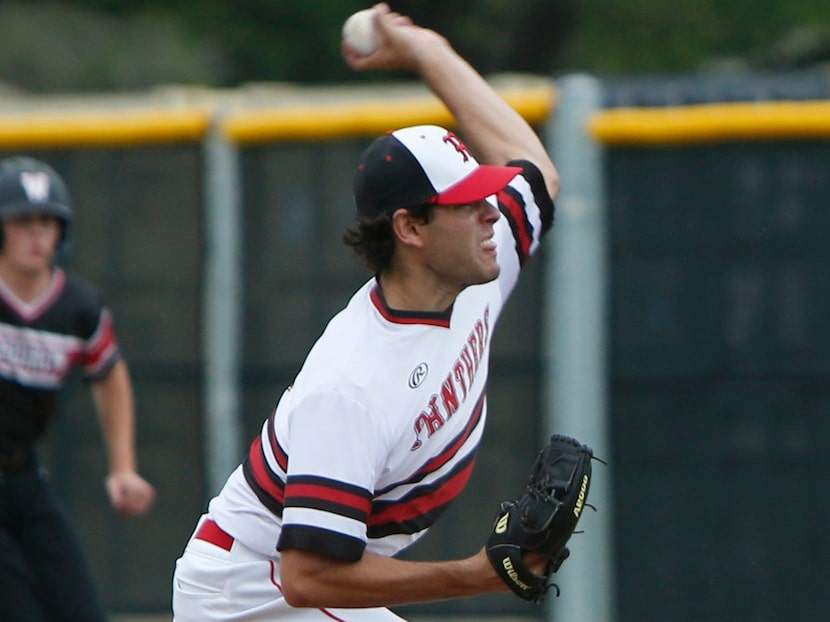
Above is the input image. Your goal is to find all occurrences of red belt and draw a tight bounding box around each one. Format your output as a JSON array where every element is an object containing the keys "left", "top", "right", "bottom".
[{"left": 195, "top": 519, "right": 234, "bottom": 551}]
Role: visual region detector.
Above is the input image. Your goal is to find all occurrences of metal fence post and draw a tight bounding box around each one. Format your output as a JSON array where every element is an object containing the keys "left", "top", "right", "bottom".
[
  {"left": 202, "top": 114, "right": 244, "bottom": 496},
  {"left": 543, "top": 73, "right": 616, "bottom": 622}
]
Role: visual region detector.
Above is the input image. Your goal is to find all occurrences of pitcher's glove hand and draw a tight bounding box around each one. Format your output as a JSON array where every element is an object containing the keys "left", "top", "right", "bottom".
[{"left": 485, "top": 434, "right": 596, "bottom": 603}]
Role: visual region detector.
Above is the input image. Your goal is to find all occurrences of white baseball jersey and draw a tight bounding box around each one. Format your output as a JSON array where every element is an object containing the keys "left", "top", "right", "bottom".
[{"left": 209, "top": 159, "right": 554, "bottom": 561}]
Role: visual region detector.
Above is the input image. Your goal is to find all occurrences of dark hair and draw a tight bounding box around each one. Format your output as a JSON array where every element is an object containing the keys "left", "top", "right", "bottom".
[{"left": 343, "top": 203, "right": 434, "bottom": 274}]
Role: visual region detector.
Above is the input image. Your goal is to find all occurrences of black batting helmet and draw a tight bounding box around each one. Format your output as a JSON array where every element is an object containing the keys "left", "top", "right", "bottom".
[{"left": 0, "top": 156, "right": 73, "bottom": 245}]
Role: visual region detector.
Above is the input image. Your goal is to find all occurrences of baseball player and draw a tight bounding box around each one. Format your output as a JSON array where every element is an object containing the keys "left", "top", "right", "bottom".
[
  {"left": 0, "top": 156, "right": 156, "bottom": 622},
  {"left": 172, "top": 3, "right": 559, "bottom": 620}
]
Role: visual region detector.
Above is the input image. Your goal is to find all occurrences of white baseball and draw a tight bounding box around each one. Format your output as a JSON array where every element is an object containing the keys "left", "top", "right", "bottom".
[{"left": 342, "top": 9, "right": 380, "bottom": 56}]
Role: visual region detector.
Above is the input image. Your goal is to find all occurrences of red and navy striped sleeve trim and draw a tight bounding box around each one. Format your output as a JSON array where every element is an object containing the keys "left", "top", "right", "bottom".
[
  {"left": 277, "top": 475, "right": 373, "bottom": 562},
  {"left": 243, "top": 435, "right": 286, "bottom": 516},
  {"left": 498, "top": 159, "right": 555, "bottom": 266},
  {"left": 278, "top": 525, "right": 366, "bottom": 562},
  {"left": 283, "top": 474, "right": 373, "bottom": 523},
  {"left": 241, "top": 410, "right": 291, "bottom": 516},
  {"left": 266, "top": 412, "right": 288, "bottom": 470}
]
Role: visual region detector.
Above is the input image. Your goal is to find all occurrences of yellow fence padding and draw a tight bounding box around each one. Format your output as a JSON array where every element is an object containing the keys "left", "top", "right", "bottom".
[
  {"left": 0, "top": 77, "right": 556, "bottom": 149},
  {"left": 221, "top": 82, "right": 556, "bottom": 144},
  {"left": 0, "top": 107, "right": 212, "bottom": 148},
  {"left": 590, "top": 100, "right": 830, "bottom": 146}
]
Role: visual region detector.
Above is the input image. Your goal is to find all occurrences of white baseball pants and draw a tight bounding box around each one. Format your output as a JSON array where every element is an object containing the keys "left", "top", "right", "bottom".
[{"left": 172, "top": 515, "right": 407, "bottom": 622}]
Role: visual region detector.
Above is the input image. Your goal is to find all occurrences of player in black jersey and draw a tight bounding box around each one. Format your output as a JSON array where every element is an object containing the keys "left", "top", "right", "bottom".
[{"left": 0, "top": 156, "right": 156, "bottom": 622}]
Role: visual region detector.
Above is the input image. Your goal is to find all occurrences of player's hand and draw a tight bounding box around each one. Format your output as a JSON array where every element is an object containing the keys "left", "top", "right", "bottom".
[
  {"left": 342, "top": 3, "right": 448, "bottom": 73},
  {"left": 106, "top": 470, "right": 156, "bottom": 517}
]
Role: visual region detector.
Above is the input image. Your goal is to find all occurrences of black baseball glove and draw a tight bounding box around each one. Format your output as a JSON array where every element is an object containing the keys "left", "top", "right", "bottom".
[{"left": 485, "top": 434, "right": 596, "bottom": 603}]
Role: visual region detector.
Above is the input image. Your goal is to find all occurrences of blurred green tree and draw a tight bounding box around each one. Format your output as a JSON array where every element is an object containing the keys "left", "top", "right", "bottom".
[{"left": 2, "top": 0, "right": 829, "bottom": 93}]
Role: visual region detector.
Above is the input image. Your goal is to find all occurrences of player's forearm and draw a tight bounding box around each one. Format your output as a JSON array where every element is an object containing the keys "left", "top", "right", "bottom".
[
  {"left": 92, "top": 359, "right": 138, "bottom": 473},
  {"left": 415, "top": 40, "right": 560, "bottom": 197},
  {"left": 280, "top": 548, "right": 505, "bottom": 609}
]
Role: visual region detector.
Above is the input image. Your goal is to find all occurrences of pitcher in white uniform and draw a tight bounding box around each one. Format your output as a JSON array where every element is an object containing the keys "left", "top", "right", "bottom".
[{"left": 172, "top": 3, "right": 560, "bottom": 620}]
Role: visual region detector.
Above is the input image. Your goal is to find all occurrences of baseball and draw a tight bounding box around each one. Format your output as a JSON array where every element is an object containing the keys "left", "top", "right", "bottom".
[{"left": 342, "top": 8, "right": 381, "bottom": 56}]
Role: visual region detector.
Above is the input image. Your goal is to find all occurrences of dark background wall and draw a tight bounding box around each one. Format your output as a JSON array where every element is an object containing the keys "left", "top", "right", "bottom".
[
  {"left": 608, "top": 141, "right": 830, "bottom": 622},
  {"left": 602, "top": 72, "right": 830, "bottom": 622}
]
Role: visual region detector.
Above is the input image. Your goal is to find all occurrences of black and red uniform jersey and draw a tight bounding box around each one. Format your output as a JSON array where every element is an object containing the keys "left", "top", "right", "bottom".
[{"left": 0, "top": 267, "right": 120, "bottom": 448}]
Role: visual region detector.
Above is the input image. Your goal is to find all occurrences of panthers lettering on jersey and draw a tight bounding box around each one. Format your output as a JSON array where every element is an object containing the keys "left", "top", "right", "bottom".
[{"left": 208, "top": 159, "right": 554, "bottom": 560}]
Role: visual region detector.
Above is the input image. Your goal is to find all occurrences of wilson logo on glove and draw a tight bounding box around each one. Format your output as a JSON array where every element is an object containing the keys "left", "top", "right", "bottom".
[
  {"left": 501, "top": 557, "right": 532, "bottom": 591},
  {"left": 495, "top": 513, "right": 510, "bottom": 534},
  {"left": 573, "top": 474, "right": 590, "bottom": 518},
  {"left": 484, "top": 434, "right": 603, "bottom": 604}
]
